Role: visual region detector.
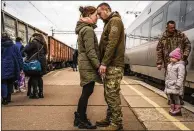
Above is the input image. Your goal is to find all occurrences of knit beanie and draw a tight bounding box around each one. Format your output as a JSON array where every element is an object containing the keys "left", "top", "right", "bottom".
[{"left": 169, "top": 48, "right": 182, "bottom": 60}]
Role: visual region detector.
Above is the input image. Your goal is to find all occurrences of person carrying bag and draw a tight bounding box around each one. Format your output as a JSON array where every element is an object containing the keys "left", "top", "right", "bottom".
[{"left": 23, "top": 33, "right": 47, "bottom": 99}]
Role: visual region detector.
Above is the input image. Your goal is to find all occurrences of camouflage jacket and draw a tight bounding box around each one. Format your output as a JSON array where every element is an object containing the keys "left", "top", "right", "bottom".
[
  {"left": 156, "top": 30, "right": 191, "bottom": 69},
  {"left": 99, "top": 12, "right": 125, "bottom": 68}
]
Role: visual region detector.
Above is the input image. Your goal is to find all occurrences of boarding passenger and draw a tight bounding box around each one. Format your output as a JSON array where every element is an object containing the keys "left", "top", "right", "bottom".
[
  {"left": 96, "top": 3, "right": 125, "bottom": 130},
  {"left": 74, "top": 6, "right": 100, "bottom": 129},
  {"left": 165, "top": 48, "right": 185, "bottom": 116},
  {"left": 1, "top": 32, "right": 23, "bottom": 105},
  {"left": 23, "top": 33, "right": 47, "bottom": 99},
  {"left": 156, "top": 20, "right": 191, "bottom": 105}
]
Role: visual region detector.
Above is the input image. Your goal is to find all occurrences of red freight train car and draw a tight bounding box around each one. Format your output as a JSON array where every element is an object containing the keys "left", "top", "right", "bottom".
[
  {"left": 2, "top": 10, "right": 74, "bottom": 72},
  {"left": 48, "top": 36, "right": 74, "bottom": 70}
]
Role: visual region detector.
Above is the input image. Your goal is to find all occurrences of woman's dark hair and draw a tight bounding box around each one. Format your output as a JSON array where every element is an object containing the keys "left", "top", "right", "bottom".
[
  {"left": 31, "top": 33, "right": 47, "bottom": 54},
  {"left": 79, "top": 6, "right": 96, "bottom": 17}
]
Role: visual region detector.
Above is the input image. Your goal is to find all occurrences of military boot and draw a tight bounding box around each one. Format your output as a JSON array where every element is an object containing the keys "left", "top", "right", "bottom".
[
  {"left": 103, "top": 123, "right": 123, "bottom": 131},
  {"left": 96, "top": 118, "right": 110, "bottom": 127},
  {"left": 96, "top": 110, "right": 111, "bottom": 127}
]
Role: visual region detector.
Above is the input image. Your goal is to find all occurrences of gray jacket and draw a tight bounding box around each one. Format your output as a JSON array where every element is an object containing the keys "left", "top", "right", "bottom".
[{"left": 165, "top": 61, "right": 185, "bottom": 95}]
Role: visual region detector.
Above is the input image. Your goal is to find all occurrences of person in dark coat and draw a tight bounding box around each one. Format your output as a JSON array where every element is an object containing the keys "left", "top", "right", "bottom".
[
  {"left": 1, "top": 32, "right": 23, "bottom": 105},
  {"left": 23, "top": 33, "right": 47, "bottom": 99},
  {"left": 73, "top": 49, "right": 78, "bottom": 71}
]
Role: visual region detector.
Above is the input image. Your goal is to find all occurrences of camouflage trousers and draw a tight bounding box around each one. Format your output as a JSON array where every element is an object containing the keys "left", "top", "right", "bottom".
[{"left": 104, "top": 66, "right": 124, "bottom": 125}]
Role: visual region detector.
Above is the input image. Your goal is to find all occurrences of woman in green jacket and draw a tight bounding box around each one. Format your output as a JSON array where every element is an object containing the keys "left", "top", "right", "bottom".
[{"left": 74, "top": 6, "right": 100, "bottom": 129}]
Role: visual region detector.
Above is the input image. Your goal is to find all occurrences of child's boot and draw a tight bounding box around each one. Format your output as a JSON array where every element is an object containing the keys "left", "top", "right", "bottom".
[
  {"left": 171, "top": 105, "right": 182, "bottom": 116},
  {"left": 169, "top": 104, "right": 175, "bottom": 115}
]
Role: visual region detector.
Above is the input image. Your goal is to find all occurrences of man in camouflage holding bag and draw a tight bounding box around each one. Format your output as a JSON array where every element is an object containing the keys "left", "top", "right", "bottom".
[
  {"left": 156, "top": 20, "right": 191, "bottom": 105},
  {"left": 96, "top": 2, "right": 125, "bottom": 130}
]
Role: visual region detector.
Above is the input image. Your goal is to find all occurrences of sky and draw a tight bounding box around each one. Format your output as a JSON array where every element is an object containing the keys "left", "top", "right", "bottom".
[{"left": 3, "top": 1, "right": 151, "bottom": 48}]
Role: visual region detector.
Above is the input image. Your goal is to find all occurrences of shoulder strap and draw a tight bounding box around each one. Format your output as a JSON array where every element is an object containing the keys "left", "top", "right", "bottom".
[{"left": 26, "top": 45, "right": 43, "bottom": 62}]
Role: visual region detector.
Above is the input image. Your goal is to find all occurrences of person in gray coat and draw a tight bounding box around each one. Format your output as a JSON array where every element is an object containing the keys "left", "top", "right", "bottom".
[{"left": 165, "top": 48, "right": 185, "bottom": 116}]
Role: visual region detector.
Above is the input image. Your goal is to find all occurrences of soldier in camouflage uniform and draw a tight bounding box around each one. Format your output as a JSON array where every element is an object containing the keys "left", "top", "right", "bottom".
[
  {"left": 156, "top": 20, "right": 191, "bottom": 105},
  {"left": 96, "top": 3, "right": 125, "bottom": 130}
]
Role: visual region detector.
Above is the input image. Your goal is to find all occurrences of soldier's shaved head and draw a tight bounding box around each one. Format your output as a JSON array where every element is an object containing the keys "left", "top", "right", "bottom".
[
  {"left": 97, "top": 2, "right": 112, "bottom": 12},
  {"left": 97, "top": 2, "right": 112, "bottom": 20}
]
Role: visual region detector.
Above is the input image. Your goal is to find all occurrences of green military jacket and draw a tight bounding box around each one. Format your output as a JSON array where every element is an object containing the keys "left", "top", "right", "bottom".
[
  {"left": 156, "top": 30, "right": 191, "bottom": 69},
  {"left": 75, "top": 21, "right": 101, "bottom": 87},
  {"left": 99, "top": 12, "right": 125, "bottom": 68}
]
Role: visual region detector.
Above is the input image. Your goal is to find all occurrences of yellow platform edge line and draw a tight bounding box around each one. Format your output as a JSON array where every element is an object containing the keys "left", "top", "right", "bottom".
[{"left": 122, "top": 80, "right": 190, "bottom": 131}]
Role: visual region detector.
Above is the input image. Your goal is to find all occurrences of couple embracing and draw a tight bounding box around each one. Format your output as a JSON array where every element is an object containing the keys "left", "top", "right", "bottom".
[{"left": 74, "top": 3, "right": 125, "bottom": 131}]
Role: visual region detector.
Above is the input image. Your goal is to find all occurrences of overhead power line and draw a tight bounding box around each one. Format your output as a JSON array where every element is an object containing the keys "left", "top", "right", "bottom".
[
  {"left": 48, "top": 1, "right": 60, "bottom": 17},
  {"left": 28, "top": 1, "right": 58, "bottom": 29}
]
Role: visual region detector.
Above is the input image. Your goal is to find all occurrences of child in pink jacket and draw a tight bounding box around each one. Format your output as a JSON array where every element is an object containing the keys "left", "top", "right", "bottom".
[{"left": 165, "top": 48, "right": 185, "bottom": 116}]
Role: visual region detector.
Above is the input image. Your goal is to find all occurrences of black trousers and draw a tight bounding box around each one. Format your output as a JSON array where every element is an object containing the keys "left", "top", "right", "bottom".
[
  {"left": 73, "top": 63, "right": 78, "bottom": 71},
  {"left": 77, "top": 81, "right": 95, "bottom": 118},
  {"left": 2, "top": 78, "right": 14, "bottom": 101},
  {"left": 28, "top": 76, "right": 43, "bottom": 95}
]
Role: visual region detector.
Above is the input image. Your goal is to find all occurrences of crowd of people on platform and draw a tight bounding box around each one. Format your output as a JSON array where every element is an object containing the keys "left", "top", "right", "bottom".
[{"left": 1, "top": 32, "right": 47, "bottom": 105}]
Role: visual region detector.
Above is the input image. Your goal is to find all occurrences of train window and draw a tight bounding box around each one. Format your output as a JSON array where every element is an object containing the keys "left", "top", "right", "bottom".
[
  {"left": 151, "top": 21, "right": 163, "bottom": 41},
  {"left": 184, "top": 1, "right": 194, "bottom": 27},
  {"left": 141, "top": 21, "right": 149, "bottom": 44},
  {"left": 152, "top": 12, "right": 163, "bottom": 26},
  {"left": 134, "top": 28, "right": 141, "bottom": 46},
  {"left": 167, "top": 1, "right": 181, "bottom": 28}
]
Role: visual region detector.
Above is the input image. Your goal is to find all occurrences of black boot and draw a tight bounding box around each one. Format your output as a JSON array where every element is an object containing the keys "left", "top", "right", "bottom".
[
  {"left": 38, "top": 77, "right": 44, "bottom": 98},
  {"left": 39, "top": 93, "right": 44, "bottom": 98},
  {"left": 27, "top": 91, "right": 31, "bottom": 96},
  {"left": 29, "top": 87, "right": 39, "bottom": 99},
  {"left": 7, "top": 94, "right": 12, "bottom": 103},
  {"left": 29, "top": 93, "right": 39, "bottom": 99},
  {"left": 27, "top": 78, "right": 32, "bottom": 96},
  {"left": 78, "top": 113, "right": 96, "bottom": 129},
  {"left": 74, "top": 112, "right": 81, "bottom": 127},
  {"left": 2, "top": 98, "right": 8, "bottom": 105}
]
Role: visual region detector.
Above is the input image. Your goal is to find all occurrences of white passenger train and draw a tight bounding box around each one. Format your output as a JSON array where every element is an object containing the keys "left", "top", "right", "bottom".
[{"left": 125, "top": 1, "right": 194, "bottom": 90}]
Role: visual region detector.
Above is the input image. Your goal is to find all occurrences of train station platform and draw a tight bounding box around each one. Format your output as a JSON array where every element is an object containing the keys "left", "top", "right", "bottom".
[{"left": 2, "top": 68, "right": 194, "bottom": 130}]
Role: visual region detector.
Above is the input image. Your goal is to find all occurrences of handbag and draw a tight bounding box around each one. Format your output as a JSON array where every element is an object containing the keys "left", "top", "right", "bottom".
[{"left": 23, "top": 45, "right": 43, "bottom": 74}]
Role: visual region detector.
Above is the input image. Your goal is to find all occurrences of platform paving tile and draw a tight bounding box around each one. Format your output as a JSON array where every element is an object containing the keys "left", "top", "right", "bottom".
[
  {"left": 9, "top": 85, "right": 128, "bottom": 106},
  {"left": 143, "top": 121, "right": 180, "bottom": 130},
  {"left": 2, "top": 106, "right": 145, "bottom": 130},
  {"left": 124, "top": 96, "right": 154, "bottom": 108}
]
